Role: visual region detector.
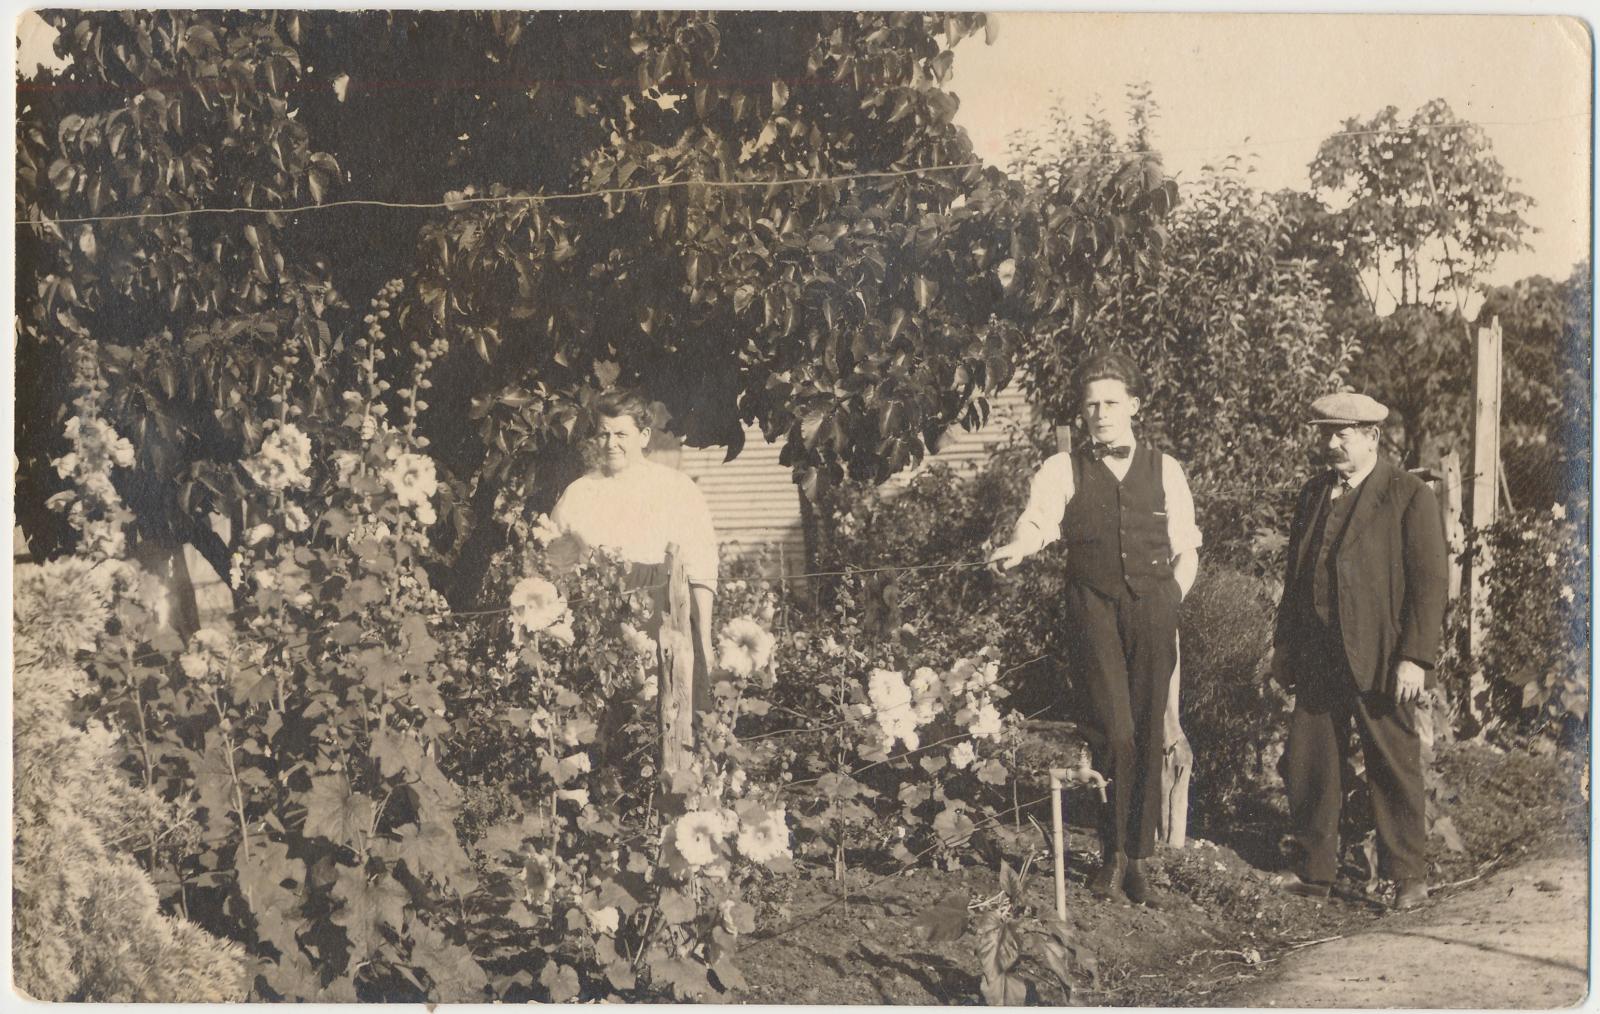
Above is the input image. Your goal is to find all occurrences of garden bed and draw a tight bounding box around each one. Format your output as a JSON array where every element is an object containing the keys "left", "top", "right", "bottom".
[{"left": 727, "top": 737, "right": 1586, "bottom": 1005}]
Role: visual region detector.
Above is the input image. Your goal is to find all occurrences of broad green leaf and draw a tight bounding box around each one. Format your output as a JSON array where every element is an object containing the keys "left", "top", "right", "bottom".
[
  {"left": 910, "top": 891, "right": 969, "bottom": 943},
  {"left": 331, "top": 864, "right": 408, "bottom": 959},
  {"left": 301, "top": 772, "right": 373, "bottom": 847}
]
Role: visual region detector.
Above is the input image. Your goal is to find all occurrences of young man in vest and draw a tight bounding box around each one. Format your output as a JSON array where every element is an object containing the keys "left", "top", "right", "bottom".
[{"left": 989, "top": 352, "right": 1201, "bottom": 904}]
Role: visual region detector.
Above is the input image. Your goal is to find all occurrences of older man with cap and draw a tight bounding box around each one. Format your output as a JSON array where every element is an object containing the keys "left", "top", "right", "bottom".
[{"left": 1267, "top": 392, "right": 1448, "bottom": 911}]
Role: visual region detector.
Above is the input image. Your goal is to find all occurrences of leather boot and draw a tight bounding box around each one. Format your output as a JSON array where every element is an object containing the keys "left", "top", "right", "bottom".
[
  {"left": 1123, "top": 858, "right": 1151, "bottom": 905},
  {"left": 1088, "top": 852, "right": 1127, "bottom": 901}
]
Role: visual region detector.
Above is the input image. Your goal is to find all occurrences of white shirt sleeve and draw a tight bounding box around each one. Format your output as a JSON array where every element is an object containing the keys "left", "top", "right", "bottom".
[
  {"left": 550, "top": 478, "right": 583, "bottom": 534},
  {"left": 1011, "top": 452, "right": 1075, "bottom": 556},
  {"left": 674, "top": 472, "right": 720, "bottom": 592},
  {"left": 1161, "top": 455, "right": 1203, "bottom": 557}
]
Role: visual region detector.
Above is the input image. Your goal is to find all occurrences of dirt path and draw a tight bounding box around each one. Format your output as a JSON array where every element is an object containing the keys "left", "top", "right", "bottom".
[{"left": 1222, "top": 846, "right": 1591, "bottom": 1009}]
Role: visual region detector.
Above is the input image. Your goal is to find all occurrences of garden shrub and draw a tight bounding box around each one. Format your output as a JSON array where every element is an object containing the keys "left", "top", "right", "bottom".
[
  {"left": 1445, "top": 501, "right": 1591, "bottom": 747},
  {"left": 1174, "top": 566, "right": 1287, "bottom": 817},
  {"left": 13, "top": 559, "right": 249, "bottom": 1003}
]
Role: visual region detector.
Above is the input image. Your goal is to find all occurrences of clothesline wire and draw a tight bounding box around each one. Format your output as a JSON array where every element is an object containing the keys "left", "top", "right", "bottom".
[
  {"left": 17, "top": 111, "right": 1585, "bottom": 229},
  {"left": 103, "top": 462, "right": 1502, "bottom": 664}
]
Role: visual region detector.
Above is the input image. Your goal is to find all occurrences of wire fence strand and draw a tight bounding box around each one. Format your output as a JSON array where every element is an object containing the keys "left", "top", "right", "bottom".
[{"left": 16, "top": 110, "right": 1586, "bottom": 229}]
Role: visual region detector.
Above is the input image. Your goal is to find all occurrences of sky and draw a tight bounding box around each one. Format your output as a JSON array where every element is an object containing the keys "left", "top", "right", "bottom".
[
  {"left": 15, "top": 10, "right": 1592, "bottom": 291},
  {"left": 949, "top": 12, "right": 1592, "bottom": 290}
]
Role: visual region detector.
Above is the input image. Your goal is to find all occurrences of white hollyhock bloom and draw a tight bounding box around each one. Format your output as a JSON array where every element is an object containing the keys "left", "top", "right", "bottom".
[
  {"left": 949, "top": 741, "right": 976, "bottom": 770},
  {"left": 717, "top": 616, "right": 775, "bottom": 676},
  {"left": 381, "top": 452, "right": 439, "bottom": 525},
  {"left": 736, "top": 807, "right": 791, "bottom": 864}
]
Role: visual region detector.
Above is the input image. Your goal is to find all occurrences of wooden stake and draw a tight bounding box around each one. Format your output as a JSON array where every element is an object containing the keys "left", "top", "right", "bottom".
[
  {"left": 1050, "top": 768, "right": 1067, "bottom": 922},
  {"left": 1440, "top": 450, "right": 1465, "bottom": 603},
  {"left": 658, "top": 544, "right": 695, "bottom": 783}
]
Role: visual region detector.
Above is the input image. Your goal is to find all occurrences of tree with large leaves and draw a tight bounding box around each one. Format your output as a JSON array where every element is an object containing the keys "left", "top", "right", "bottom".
[
  {"left": 1007, "top": 95, "right": 1354, "bottom": 567},
  {"left": 17, "top": 11, "right": 1174, "bottom": 609},
  {"left": 1296, "top": 98, "right": 1536, "bottom": 467}
]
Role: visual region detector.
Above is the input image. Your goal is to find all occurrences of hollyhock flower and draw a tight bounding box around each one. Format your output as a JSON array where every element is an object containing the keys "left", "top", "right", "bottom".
[
  {"left": 179, "top": 627, "right": 233, "bottom": 686},
  {"left": 1547, "top": 552, "right": 1559, "bottom": 568},
  {"left": 588, "top": 906, "right": 620, "bottom": 936},
  {"left": 673, "top": 809, "right": 735, "bottom": 867},
  {"left": 245, "top": 423, "right": 313, "bottom": 492},
  {"left": 969, "top": 699, "right": 1003, "bottom": 741},
  {"left": 944, "top": 658, "right": 979, "bottom": 696},
  {"left": 868, "top": 669, "right": 920, "bottom": 751},
  {"left": 718, "top": 617, "right": 775, "bottom": 677},
  {"left": 910, "top": 666, "right": 943, "bottom": 724},
  {"left": 245, "top": 523, "right": 276, "bottom": 546},
  {"left": 620, "top": 622, "right": 656, "bottom": 657},
  {"left": 736, "top": 807, "right": 791, "bottom": 863},
  {"left": 1552, "top": 503, "right": 1567, "bottom": 521},
  {"left": 382, "top": 452, "right": 439, "bottom": 525},
  {"left": 530, "top": 513, "right": 564, "bottom": 546},
  {"left": 1561, "top": 585, "right": 1575, "bottom": 603},
  {"left": 949, "top": 741, "right": 976, "bottom": 770},
  {"left": 283, "top": 503, "right": 311, "bottom": 534},
  {"left": 510, "top": 576, "right": 568, "bottom": 640}
]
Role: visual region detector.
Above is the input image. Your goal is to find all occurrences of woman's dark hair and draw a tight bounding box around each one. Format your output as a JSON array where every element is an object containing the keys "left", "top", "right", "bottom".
[
  {"left": 1075, "top": 351, "right": 1145, "bottom": 401},
  {"left": 592, "top": 390, "right": 653, "bottom": 431}
]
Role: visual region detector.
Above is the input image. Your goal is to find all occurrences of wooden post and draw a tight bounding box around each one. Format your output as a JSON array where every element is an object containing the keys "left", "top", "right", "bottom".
[
  {"left": 1159, "top": 634, "right": 1192, "bottom": 849},
  {"left": 657, "top": 544, "right": 695, "bottom": 783},
  {"left": 1467, "top": 318, "right": 1502, "bottom": 662},
  {"left": 1055, "top": 424, "right": 1074, "bottom": 455},
  {"left": 1440, "top": 450, "right": 1465, "bottom": 603}
]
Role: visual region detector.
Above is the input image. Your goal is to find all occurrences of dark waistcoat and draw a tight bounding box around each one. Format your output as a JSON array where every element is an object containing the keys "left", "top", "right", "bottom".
[{"left": 1061, "top": 442, "right": 1174, "bottom": 597}]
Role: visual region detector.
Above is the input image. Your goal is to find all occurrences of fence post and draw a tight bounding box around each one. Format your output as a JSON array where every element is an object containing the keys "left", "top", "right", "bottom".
[
  {"left": 1440, "top": 450, "right": 1465, "bottom": 603},
  {"left": 1468, "top": 318, "right": 1502, "bottom": 659},
  {"left": 658, "top": 544, "right": 696, "bottom": 782},
  {"left": 1054, "top": 425, "right": 1074, "bottom": 455}
]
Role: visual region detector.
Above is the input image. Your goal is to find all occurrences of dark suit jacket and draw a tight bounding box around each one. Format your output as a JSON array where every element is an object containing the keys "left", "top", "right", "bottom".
[{"left": 1274, "top": 458, "right": 1449, "bottom": 694}]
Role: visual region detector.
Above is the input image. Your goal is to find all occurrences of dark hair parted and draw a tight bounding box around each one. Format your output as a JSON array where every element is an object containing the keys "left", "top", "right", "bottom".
[
  {"left": 1075, "top": 351, "right": 1146, "bottom": 401},
  {"left": 592, "top": 390, "right": 653, "bottom": 431}
]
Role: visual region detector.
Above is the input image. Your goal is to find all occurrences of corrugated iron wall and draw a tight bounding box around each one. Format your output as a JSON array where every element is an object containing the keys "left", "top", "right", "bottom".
[{"left": 679, "top": 385, "right": 1036, "bottom": 577}]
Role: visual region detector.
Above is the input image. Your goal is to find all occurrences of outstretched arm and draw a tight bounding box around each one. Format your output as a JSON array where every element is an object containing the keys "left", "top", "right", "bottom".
[{"left": 988, "top": 453, "right": 1073, "bottom": 571}]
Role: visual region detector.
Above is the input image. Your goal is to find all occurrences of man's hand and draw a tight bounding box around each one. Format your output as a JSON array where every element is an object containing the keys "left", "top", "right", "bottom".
[
  {"left": 986, "top": 540, "right": 1027, "bottom": 575},
  {"left": 1392, "top": 659, "right": 1426, "bottom": 705}
]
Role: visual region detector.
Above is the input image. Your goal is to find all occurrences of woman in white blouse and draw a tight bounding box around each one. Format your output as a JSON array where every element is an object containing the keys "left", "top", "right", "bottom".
[{"left": 551, "top": 391, "right": 719, "bottom": 712}]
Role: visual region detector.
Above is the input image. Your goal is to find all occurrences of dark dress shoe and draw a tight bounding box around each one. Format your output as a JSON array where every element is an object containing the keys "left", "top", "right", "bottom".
[
  {"left": 1393, "top": 880, "right": 1429, "bottom": 911},
  {"left": 1123, "top": 858, "right": 1151, "bottom": 905},
  {"left": 1089, "top": 854, "right": 1128, "bottom": 901},
  {"left": 1281, "top": 874, "right": 1332, "bottom": 898}
]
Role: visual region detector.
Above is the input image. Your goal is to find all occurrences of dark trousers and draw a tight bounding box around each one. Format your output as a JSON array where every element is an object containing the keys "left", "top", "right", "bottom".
[
  {"left": 1283, "top": 624, "right": 1427, "bottom": 883},
  {"left": 1065, "top": 580, "right": 1179, "bottom": 861}
]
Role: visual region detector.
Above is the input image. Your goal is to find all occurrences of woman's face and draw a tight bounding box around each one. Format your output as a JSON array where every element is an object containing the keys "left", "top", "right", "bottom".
[{"left": 597, "top": 413, "right": 650, "bottom": 475}]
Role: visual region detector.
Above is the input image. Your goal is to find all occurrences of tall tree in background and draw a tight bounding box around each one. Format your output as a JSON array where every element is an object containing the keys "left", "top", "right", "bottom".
[
  {"left": 1476, "top": 260, "right": 1593, "bottom": 507},
  {"left": 1300, "top": 98, "right": 1536, "bottom": 467},
  {"left": 17, "top": 11, "right": 1175, "bottom": 604},
  {"left": 1008, "top": 95, "right": 1355, "bottom": 567}
]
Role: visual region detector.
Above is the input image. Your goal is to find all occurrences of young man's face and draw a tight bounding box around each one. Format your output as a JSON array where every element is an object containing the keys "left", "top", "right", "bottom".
[
  {"left": 1080, "top": 378, "right": 1141, "bottom": 447},
  {"left": 597, "top": 414, "right": 650, "bottom": 475}
]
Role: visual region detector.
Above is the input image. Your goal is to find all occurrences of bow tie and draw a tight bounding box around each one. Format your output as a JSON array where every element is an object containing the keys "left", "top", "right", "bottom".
[{"left": 1091, "top": 442, "right": 1131, "bottom": 461}]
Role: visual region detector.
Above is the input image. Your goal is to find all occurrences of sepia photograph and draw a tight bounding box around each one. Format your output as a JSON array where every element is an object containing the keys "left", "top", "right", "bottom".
[{"left": 10, "top": 8, "right": 1593, "bottom": 1006}]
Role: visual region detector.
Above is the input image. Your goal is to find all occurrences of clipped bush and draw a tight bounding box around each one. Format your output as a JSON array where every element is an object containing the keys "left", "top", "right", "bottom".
[
  {"left": 1176, "top": 567, "right": 1288, "bottom": 816},
  {"left": 13, "top": 560, "right": 249, "bottom": 1003}
]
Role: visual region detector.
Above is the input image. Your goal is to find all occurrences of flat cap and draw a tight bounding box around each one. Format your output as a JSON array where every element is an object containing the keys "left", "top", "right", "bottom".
[{"left": 1309, "top": 392, "right": 1388, "bottom": 426}]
